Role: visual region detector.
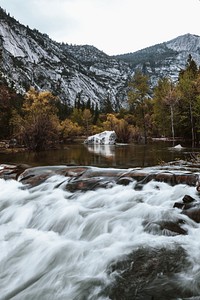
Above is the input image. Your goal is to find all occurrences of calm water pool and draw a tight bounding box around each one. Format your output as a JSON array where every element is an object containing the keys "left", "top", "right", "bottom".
[{"left": 0, "top": 141, "right": 196, "bottom": 168}]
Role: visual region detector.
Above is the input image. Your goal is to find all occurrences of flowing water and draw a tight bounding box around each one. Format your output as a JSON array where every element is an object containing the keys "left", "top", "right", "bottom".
[
  {"left": 1, "top": 142, "right": 200, "bottom": 299},
  {"left": 1, "top": 168, "right": 200, "bottom": 299}
]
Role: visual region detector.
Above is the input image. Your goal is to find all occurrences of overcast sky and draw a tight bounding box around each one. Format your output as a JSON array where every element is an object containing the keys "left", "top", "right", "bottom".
[{"left": 0, "top": 0, "right": 199, "bottom": 55}]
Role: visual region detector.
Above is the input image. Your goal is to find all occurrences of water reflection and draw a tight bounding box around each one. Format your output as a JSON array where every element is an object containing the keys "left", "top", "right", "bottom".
[
  {"left": 85, "top": 144, "right": 115, "bottom": 158},
  {"left": 0, "top": 141, "right": 195, "bottom": 168}
]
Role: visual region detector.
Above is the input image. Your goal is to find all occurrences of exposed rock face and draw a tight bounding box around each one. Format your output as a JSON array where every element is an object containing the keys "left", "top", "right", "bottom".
[
  {"left": 115, "top": 33, "right": 200, "bottom": 87},
  {"left": 0, "top": 8, "right": 200, "bottom": 108},
  {"left": 0, "top": 8, "right": 131, "bottom": 109},
  {"left": 84, "top": 131, "right": 117, "bottom": 145}
]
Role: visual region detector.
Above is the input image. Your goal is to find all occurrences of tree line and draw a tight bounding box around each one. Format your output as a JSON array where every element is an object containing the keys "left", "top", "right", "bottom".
[{"left": 0, "top": 54, "right": 200, "bottom": 151}]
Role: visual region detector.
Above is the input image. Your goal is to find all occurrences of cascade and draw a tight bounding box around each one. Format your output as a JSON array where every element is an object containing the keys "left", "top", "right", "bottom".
[{"left": 1, "top": 163, "right": 200, "bottom": 299}]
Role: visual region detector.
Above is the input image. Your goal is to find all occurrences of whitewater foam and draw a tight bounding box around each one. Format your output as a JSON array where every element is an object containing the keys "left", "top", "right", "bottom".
[{"left": 0, "top": 175, "right": 200, "bottom": 299}]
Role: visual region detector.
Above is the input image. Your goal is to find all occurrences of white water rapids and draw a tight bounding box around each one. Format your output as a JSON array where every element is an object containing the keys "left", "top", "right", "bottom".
[{"left": 1, "top": 172, "right": 200, "bottom": 300}]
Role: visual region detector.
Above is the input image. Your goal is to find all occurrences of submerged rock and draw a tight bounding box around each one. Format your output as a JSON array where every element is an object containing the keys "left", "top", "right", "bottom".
[
  {"left": 84, "top": 130, "right": 117, "bottom": 145},
  {"left": 0, "top": 164, "right": 200, "bottom": 193},
  {"left": 18, "top": 166, "right": 89, "bottom": 187},
  {"left": 143, "top": 220, "right": 187, "bottom": 236},
  {"left": 106, "top": 246, "right": 193, "bottom": 300},
  {"left": 66, "top": 178, "right": 114, "bottom": 192}
]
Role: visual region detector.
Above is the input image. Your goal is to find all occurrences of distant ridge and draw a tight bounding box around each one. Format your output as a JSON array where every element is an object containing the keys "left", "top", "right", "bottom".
[
  {"left": 0, "top": 6, "right": 200, "bottom": 108},
  {"left": 114, "top": 33, "right": 200, "bottom": 85}
]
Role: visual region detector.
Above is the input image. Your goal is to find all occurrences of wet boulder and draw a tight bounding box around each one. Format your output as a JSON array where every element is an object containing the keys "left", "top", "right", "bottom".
[
  {"left": 1, "top": 164, "right": 200, "bottom": 193},
  {"left": 0, "top": 164, "right": 28, "bottom": 180},
  {"left": 174, "top": 194, "right": 200, "bottom": 223},
  {"left": 65, "top": 177, "right": 114, "bottom": 192},
  {"left": 182, "top": 207, "right": 200, "bottom": 223},
  {"left": 106, "top": 246, "right": 193, "bottom": 300},
  {"left": 174, "top": 195, "right": 197, "bottom": 210},
  {"left": 18, "top": 166, "right": 90, "bottom": 187}
]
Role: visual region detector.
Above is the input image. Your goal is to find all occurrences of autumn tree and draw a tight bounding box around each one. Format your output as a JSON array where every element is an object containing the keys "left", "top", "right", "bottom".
[
  {"left": 14, "top": 87, "right": 60, "bottom": 151},
  {"left": 102, "top": 113, "right": 133, "bottom": 143},
  {"left": 60, "top": 119, "right": 82, "bottom": 141},
  {"left": 71, "top": 108, "right": 83, "bottom": 126},
  {"left": 103, "top": 113, "right": 119, "bottom": 131},
  {"left": 82, "top": 108, "right": 92, "bottom": 137},
  {"left": 193, "top": 70, "right": 200, "bottom": 143},
  {"left": 164, "top": 81, "right": 180, "bottom": 144},
  {"left": 128, "top": 70, "right": 151, "bottom": 143},
  {"left": 153, "top": 78, "right": 179, "bottom": 142},
  {"left": 177, "top": 55, "right": 199, "bottom": 146},
  {"left": 9, "top": 109, "right": 24, "bottom": 143},
  {"left": 114, "top": 119, "right": 134, "bottom": 143}
]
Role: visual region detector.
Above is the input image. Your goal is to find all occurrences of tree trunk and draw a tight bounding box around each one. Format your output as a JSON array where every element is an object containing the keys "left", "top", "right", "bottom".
[
  {"left": 170, "top": 105, "right": 175, "bottom": 146},
  {"left": 189, "top": 101, "right": 195, "bottom": 147},
  {"left": 142, "top": 107, "right": 147, "bottom": 144}
]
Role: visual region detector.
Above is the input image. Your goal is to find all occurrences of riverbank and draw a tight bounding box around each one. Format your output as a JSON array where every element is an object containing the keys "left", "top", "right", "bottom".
[{"left": 0, "top": 137, "right": 88, "bottom": 155}]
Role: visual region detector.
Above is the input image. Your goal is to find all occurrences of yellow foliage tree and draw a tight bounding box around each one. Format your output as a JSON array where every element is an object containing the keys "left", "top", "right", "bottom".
[
  {"left": 82, "top": 108, "right": 92, "bottom": 137},
  {"left": 60, "top": 119, "right": 82, "bottom": 141},
  {"left": 102, "top": 113, "right": 119, "bottom": 131},
  {"left": 16, "top": 87, "right": 60, "bottom": 151},
  {"left": 102, "top": 113, "right": 133, "bottom": 143}
]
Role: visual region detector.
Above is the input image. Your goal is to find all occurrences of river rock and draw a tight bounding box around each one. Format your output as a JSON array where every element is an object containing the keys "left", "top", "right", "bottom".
[
  {"left": 18, "top": 166, "right": 89, "bottom": 187},
  {"left": 106, "top": 246, "right": 193, "bottom": 300},
  {"left": 1, "top": 164, "right": 200, "bottom": 193},
  {"left": 173, "top": 195, "right": 200, "bottom": 223},
  {"left": 0, "top": 164, "right": 29, "bottom": 180},
  {"left": 182, "top": 207, "right": 200, "bottom": 223},
  {"left": 143, "top": 220, "right": 187, "bottom": 236},
  {"left": 174, "top": 195, "right": 197, "bottom": 210},
  {"left": 182, "top": 194, "right": 196, "bottom": 203},
  {"left": 84, "top": 130, "right": 117, "bottom": 145},
  {"left": 65, "top": 177, "right": 114, "bottom": 192}
]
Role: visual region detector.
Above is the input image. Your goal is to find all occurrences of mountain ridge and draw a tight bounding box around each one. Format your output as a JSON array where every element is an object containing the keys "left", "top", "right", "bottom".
[
  {"left": 114, "top": 33, "right": 200, "bottom": 85},
  {"left": 0, "top": 7, "right": 200, "bottom": 109}
]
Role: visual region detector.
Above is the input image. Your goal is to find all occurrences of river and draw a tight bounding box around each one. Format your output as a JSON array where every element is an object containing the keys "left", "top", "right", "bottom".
[
  {"left": 0, "top": 142, "right": 200, "bottom": 299},
  {"left": 0, "top": 141, "right": 196, "bottom": 168}
]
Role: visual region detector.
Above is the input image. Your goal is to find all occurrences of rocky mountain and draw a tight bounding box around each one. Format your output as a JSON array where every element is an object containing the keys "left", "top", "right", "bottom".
[
  {"left": 0, "top": 7, "right": 131, "bottom": 109},
  {"left": 115, "top": 33, "right": 200, "bottom": 86},
  {"left": 0, "top": 7, "right": 200, "bottom": 109}
]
